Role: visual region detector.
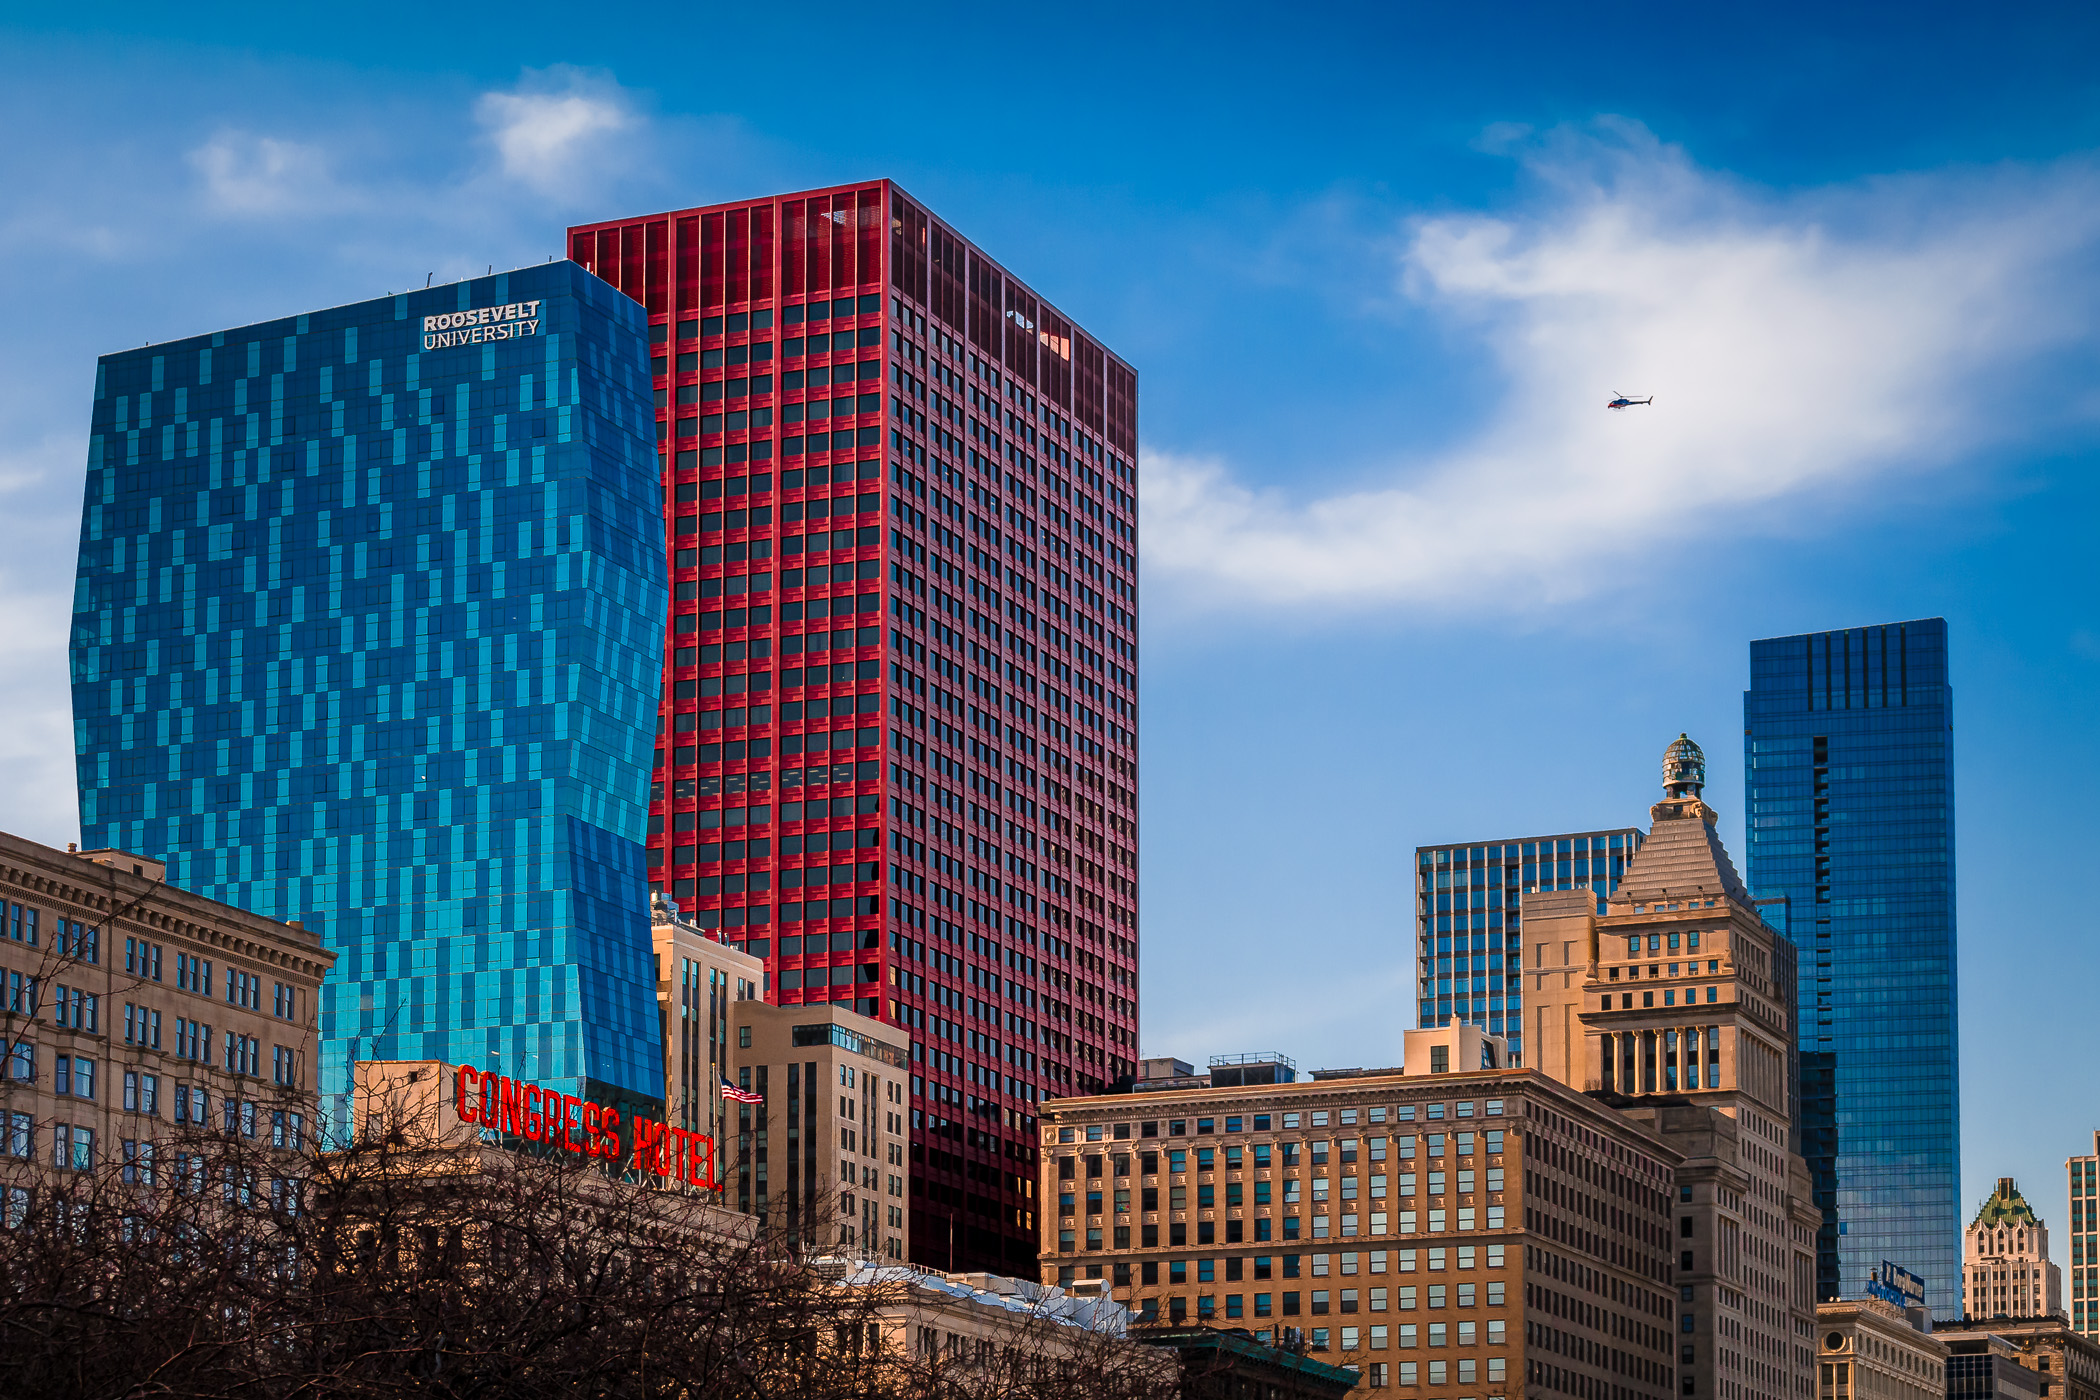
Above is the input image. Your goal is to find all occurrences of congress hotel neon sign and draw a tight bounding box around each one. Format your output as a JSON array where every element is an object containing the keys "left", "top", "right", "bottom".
[{"left": 453, "top": 1064, "right": 719, "bottom": 1190}]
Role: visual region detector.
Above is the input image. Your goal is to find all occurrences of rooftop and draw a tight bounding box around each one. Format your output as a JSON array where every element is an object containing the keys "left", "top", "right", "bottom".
[{"left": 1972, "top": 1177, "right": 2046, "bottom": 1230}]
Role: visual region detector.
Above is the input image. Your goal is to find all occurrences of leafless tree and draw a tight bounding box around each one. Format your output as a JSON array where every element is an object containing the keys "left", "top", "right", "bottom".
[{"left": 0, "top": 1079, "right": 1168, "bottom": 1400}]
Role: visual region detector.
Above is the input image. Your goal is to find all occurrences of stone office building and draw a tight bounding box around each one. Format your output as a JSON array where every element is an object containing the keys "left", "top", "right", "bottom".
[
  {"left": 734, "top": 997, "right": 911, "bottom": 1261},
  {"left": 1961, "top": 1177, "right": 2063, "bottom": 1322},
  {"left": 1519, "top": 735, "right": 1823, "bottom": 1400},
  {"left": 1810, "top": 1297, "right": 1948, "bottom": 1400},
  {"left": 0, "top": 830, "right": 333, "bottom": 1191},
  {"left": 1934, "top": 1316, "right": 2100, "bottom": 1400},
  {"left": 1040, "top": 1022, "right": 1688, "bottom": 1395}
]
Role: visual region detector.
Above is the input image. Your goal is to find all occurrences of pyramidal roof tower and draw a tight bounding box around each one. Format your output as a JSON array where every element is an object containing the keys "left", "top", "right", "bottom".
[{"left": 1610, "top": 734, "right": 1752, "bottom": 910}]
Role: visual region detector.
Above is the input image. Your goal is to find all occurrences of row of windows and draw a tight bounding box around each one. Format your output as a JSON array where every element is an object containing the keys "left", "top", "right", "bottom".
[
  {"left": 1606, "top": 988, "right": 1723, "bottom": 1008},
  {"left": 1063, "top": 1166, "right": 1508, "bottom": 1211},
  {"left": 5, "top": 1027, "right": 286, "bottom": 1086},
  {"left": 1, "top": 1099, "right": 308, "bottom": 1169},
  {"left": 1055, "top": 1102, "right": 1507, "bottom": 1143},
  {"left": 1061, "top": 1132, "right": 1506, "bottom": 1178},
  {"left": 1061, "top": 1206, "right": 1512, "bottom": 1248}
]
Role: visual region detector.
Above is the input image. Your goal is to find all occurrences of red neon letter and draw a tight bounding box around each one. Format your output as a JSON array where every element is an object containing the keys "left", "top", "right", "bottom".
[
  {"left": 498, "top": 1077, "right": 522, "bottom": 1136},
  {"left": 696, "top": 1133, "right": 719, "bottom": 1190},
  {"left": 582, "top": 1101, "right": 602, "bottom": 1157},
  {"left": 560, "top": 1095, "right": 579, "bottom": 1154},
  {"left": 454, "top": 1065, "right": 481, "bottom": 1125},
  {"left": 599, "top": 1107, "right": 621, "bottom": 1158},
  {"left": 522, "top": 1085, "right": 542, "bottom": 1139}
]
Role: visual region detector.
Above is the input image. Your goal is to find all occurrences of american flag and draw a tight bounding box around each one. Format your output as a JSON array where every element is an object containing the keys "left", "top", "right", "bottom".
[{"left": 721, "top": 1077, "right": 764, "bottom": 1105}]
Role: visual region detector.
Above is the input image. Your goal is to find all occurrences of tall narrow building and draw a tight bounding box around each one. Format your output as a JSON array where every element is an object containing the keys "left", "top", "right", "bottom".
[
  {"left": 1414, "top": 828, "right": 1644, "bottom": 1064},
  {"left": 566, "top": 183, "right": 1140, "bottom": 1273},
  {"left": 1745, "top": 620, "right": 1959, "bottom": 1309},
  {"left": 2070, "top": 1135, "right": 2099, "bottom": 1337},
  {"left": 1521, "top": 735, "right": 1821, "bottom": 1400},
  {"left": 71, "top": 265, "right": 669, "bottom": 1127}
]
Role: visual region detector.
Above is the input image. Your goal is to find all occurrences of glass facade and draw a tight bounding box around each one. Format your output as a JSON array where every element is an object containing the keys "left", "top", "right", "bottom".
[
  {"left": 1745, "top": 619, "right": 1958, "bottom": 1310},
  {"left": 71, "top": 263, "right": 668, "bottom": 1128},
  {"left": 2067, "top": 1137, "right": 2096, "bottom": 1335},
  {"left": 567, "top": 183, "right": 1139, "bottom": 1274},
  {"left": 1414, "top": 828, "right": 1644, "bottom": 1064}
]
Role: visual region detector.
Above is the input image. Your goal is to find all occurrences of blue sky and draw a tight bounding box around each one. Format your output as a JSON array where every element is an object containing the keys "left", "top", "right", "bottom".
[{"left": 3, "top": 2, "right": 2098, "bottom": 1236}]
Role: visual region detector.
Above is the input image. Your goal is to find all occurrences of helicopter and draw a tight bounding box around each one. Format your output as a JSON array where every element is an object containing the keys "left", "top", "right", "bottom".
[{"left": 1606, "top": 392, "right": 1654, "bottom": 410}]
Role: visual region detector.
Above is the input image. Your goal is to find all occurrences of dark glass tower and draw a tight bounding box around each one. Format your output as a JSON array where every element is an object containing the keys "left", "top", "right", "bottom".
[
  {"left": 1745, "top": 619, "right": 1958, "bottom": 1309},
  {"left": 71, "top": 263, "right": 668, "bottom": 1128}
]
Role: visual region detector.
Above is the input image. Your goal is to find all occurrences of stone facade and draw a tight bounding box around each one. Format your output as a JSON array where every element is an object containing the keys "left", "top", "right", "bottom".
[
  {"left": 651, "top": 897, "right": 764, "bottom": 1151},
  {"left": 1936, "top": 1315, "right": 2100, "bottom": 1400},
  {"left": 1812, "top": 1297, "right": 1948, "bottom": 1400},
  {"left": 737, "top": 998, "right": 910, "bottom": 1260},
  {"left": 0, "top": 831, "right": 334, "bottom": 1190},
  {"left": 1964, "top": 1177, "right": 2064, "bottom": 1321},
  {"left": 2068, "top": 1135, "right": 2099, "bottom": 1338},
  {"left": 1039, "top": 1024, "right": 1688, "bottom": 1396},
  {"left": 1521, "top": 737, "right": 1822, "bottom": 1400}
]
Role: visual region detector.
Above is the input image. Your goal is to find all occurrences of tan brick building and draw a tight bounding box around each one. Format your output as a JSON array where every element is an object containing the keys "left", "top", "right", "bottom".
[
  {"left": 653, "top": 896, "right": 915, "bottom": 1262},
  {"left": 1811, "top": 1297, "right": 1948, "bottom": 1400},
  {"left": 652, "top": 895, "right": 764, "bottom": 1149},
  {"left": 1519, "top": 735, "right": 1822, "bottom": 1400},
  {"left": 1963, "top": 1176, "right": 2064, "bottom": 1322},
  {"left": 0, "top": 831, "right": 333, "bottom": 1192},
  {"left": 1040, "top": 1023, "right": 1687, "bottom": 1395},
  {"left": 1935, "top": 1315, "right": 2100, "bottom": 1400},
  {"left": 737, "top": 997, "right": 911, "bottom": 1260}
]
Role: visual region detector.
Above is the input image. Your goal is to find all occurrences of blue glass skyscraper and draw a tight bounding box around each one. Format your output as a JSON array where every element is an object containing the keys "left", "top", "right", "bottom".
[
  {"left": 71, "top": 263, "right": 668, "bottom": 1126},
  {"left": 1745, "top": 619, "right": 1959, "bottom": 1309}
]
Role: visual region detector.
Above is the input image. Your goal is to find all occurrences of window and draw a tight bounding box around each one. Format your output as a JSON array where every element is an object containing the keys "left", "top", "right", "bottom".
[
  {"left": 123, "top": 1071, "right": 158, "bottom": 1114},
  {"left": 53, "top": 1124, "right": 93, "bottom": 1170},
  {"left": 55, "top": 1056, "right": 94, "bottom": 1099}
]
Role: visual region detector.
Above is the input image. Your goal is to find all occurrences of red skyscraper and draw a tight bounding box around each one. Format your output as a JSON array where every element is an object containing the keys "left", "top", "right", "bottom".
[{"left": 568, "top": 183, "right": 1140, "bottom": 1273}]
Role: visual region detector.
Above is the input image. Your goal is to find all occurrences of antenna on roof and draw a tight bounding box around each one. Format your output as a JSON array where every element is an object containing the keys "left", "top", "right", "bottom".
[{"left": 425, "top": 273, "right": 433, "bottom": 287}]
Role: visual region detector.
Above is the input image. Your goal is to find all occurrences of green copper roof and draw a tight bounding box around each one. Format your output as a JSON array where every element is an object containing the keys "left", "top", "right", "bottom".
[{"left": 1972, "top": 1177, "right": 2043, "bottom": 1229}]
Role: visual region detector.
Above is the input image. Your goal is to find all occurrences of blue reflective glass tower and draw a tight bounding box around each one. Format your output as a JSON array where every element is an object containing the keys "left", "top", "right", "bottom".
[
  {"left": 1745, "top": 619, "right": 1958, "bottom": 1309},
  {"left": 1414, "top": 828, "right": 1644, "bottom": 1064},
  {"left": 71, "top": 263, "right": 668, "bottom": 1127}
]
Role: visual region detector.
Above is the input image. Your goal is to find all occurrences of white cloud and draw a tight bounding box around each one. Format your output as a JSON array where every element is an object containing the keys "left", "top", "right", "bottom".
[
  {"left": 187, "top": 131, "right": 342, "bottom": 216},
  {"left": 475, "top": 68, "right": 638, "bottom": 201},
  {"left": 0, "top": 430, "right": 83, "bottom": 847},
  {"left": 1142, "top": 122, "right": 2100, "bottom": 609}
]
